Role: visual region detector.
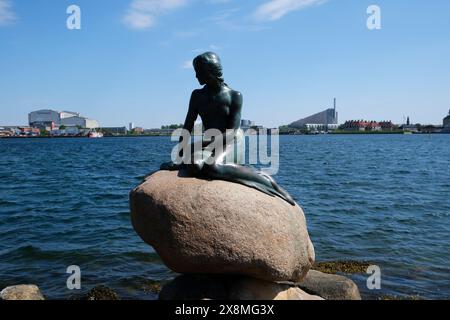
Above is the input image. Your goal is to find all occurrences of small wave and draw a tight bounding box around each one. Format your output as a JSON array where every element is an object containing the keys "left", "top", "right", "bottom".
[{"left": 0, "top": 245, "right": 99, "bottom": 264}]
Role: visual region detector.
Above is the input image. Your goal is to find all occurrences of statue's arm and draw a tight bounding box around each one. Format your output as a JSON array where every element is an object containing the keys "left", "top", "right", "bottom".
[
  {"left": 228, "top": 91, "right": 243, "bottom": 130},
  {"left": 177, "top": 91, "right": 199, "bottom": 160},
  {"left": 183, "top": 91, "right": 199, "bottom": 133}
]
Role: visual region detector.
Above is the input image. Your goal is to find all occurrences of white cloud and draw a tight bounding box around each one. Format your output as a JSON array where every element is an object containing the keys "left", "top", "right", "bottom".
[
  {"left": 208, "top": 44, "right": 222, "bottom": 51},
  {"left": 0, "top": 0, "right": 16, "bottom": 26},
  {"left": 254, "top": 0, "right": 326, "bottom": 21},
  {"left": 207, "top": 0, "right": 232, "bottom": 4},
  {"left": 123, "top": 0, "right": 189, "bottom": 30},
  {"left": 181, "top": 59, "right": 193, "bottom": 69},
  {"left": 191, "top": 44, "right": 223, "bottom": 54}
]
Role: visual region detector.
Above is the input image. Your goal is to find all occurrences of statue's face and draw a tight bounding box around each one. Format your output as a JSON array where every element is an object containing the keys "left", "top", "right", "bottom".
[{"left": 194, "top": 64, "right": 210, "bottom": 86}]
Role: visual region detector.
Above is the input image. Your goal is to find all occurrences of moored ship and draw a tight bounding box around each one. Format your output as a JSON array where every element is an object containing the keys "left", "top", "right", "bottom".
[{"left": 88, "top": 130, "right": 103, "bottom": 138}]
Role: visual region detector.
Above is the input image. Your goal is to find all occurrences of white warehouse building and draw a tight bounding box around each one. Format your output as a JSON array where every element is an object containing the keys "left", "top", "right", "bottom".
[
  {"left": 60, "top": 111, "right": 80, "bottom": 120},
  {"left": 29, "top": 109, "right": 99, "bottom": 129},
  {"left": 61, "top": 116, "right": 99, "bottom": 129}
]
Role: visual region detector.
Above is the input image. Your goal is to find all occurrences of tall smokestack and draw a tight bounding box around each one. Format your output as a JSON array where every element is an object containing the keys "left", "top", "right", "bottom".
[{"left": 334, "top": 98, "right": 337, "bottom": 122}]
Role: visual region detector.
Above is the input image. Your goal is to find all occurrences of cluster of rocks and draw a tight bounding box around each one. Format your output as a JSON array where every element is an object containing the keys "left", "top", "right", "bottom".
[
  {"left": 0, "top": 272, "right": 360, "bottom": 301},
  {"left": 130, "top": 170, "right": 362, "bottom": 300}
]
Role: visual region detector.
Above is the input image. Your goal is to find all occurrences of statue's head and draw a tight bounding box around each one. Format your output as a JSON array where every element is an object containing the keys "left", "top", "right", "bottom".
[{"left": 193, "top": 52, "right": 224, "bottom": 86}]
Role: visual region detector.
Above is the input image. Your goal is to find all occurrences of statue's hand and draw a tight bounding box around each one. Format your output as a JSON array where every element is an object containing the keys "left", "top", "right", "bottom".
[{"left": 160, "top": 161, "right": 178, "bottom": 171}]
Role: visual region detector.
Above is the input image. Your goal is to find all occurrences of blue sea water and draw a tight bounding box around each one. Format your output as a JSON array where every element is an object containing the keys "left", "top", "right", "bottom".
[{"left": 0, "top": 135, "right": 449, "bottom": 299}]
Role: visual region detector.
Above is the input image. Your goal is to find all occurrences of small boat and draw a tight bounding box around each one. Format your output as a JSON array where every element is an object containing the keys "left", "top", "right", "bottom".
[{"left": 88, "top": 130, "right": 104, "bottom": 138}]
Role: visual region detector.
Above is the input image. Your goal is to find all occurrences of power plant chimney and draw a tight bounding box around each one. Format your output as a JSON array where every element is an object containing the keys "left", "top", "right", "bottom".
[{"left": 333, "top": 98, "right": 337, "bottom": 122}]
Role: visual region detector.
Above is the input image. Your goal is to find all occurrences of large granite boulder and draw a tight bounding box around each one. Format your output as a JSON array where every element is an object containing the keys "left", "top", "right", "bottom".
[
  {"left": 1, "top": 285, "right": 45, "bottom": 300},
  {"left": 298, "top": 270, "right": 361, "bottom": 300},
  {"left": 130, "top": 170, "right": 315, "bottom": 283}
]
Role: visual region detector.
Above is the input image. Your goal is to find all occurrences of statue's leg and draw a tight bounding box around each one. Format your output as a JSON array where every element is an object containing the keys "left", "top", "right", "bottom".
[{"left": 202, "top": 163, "right": 295, "bottom": 206}]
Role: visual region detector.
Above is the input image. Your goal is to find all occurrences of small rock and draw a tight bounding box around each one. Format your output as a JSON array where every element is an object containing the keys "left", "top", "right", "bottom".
[
  {"left": 229, "top": 277, "right": 324, "bottom": 300},
  {"left": 298, "top": 270, "right": 361, "bottom": 300},
  {"left": 82, "top": 286, "right": 120, "bottom": 300},
  {"left": 159, "top": 274, "right": 324, "bottom": 300},
  {"left": 143, "top": 280, "right": 163, "bottom": 294},
  {"left": 1, "top": 285, "right": 45, "bottom": 300}
]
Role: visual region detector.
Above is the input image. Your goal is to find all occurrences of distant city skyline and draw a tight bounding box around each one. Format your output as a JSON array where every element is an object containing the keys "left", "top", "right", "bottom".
[
  {"left": 1, "top": 0, "right": 450, "bottom": 127},
  {"left": 10, "top": 103, "right": 450, "bottom": 130}
]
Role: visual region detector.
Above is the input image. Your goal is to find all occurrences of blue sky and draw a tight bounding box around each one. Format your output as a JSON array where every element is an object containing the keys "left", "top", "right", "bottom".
[{"left": 1, "top": 0, "right": 449, "bottom": 128}]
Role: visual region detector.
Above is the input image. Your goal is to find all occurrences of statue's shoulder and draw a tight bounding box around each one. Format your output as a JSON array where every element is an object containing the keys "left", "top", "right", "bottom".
[
  {"left": 190, "top": 88, "right": 205, "bottom": 101},
  {"left": 191, "top": 88, "right": 203, "bottom": 95},
  {"left": 230, "top": 88, "right": 243, "bottom": 104},
  {"left": 224, "top": 85, "right": 242, "bottom": 99}
]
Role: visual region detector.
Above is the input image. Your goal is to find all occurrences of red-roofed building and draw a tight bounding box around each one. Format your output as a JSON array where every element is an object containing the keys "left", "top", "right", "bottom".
[{"left": 341, "top": 120, "right": 379, "bottom": 131}]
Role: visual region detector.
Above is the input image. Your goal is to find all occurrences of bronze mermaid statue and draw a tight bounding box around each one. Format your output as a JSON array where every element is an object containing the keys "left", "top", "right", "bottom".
[{"left": 160, "top": 52, "right": 295, "bottom": 206}]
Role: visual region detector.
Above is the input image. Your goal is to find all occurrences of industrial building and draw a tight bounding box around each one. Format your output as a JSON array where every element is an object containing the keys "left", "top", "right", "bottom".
[
  {"left": 240, "top": 119, "right": 256, "bottom": 129},
  {"left": 290, "top": 98, "right": 339, "bottom": 131},
  {"left": 61, "top": 116, "right": 99, "bottom": 129},
  {"left": 28, "top": 109, "right": 99, "bottom": 129},
  {"left": 100, "top": 127, "right": 128, "bottom": 135}
]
